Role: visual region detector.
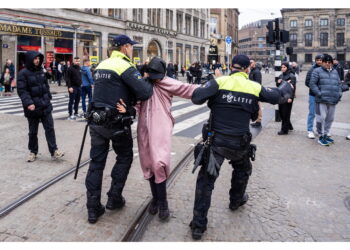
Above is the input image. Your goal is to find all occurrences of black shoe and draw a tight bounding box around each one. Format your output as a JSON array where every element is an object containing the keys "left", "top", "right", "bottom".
[
  {"left": 189, "top": 221, "right": 207, "bottom": 240},
  {"left": 87, "top": 204, "right": 105, "bottom": 224},
  {"left": 289, "top": 124, "right": 294, "bottom": 130},
  {"left": 229, "top": 193, "right": 249, "bottom": 211},
  {"left": 277, "top": 130, "right": 288, "bottom": 135},
  {"left": 158, "top": 200, "right": 170, "bottom": 221},
  {"left": 251, "top": 122, "right": 262, "bottom": 128},
  {"left": 106, "top": 195, "right": 125, "bottom": 210},
  {"left": 148, "top": 198, "right": 158, "bottom": 215}
]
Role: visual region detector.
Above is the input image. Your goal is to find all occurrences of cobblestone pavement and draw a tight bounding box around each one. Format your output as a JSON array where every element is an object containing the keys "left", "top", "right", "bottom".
[{"left": 140, "top": 71, "right": 350, "bottom": 242}]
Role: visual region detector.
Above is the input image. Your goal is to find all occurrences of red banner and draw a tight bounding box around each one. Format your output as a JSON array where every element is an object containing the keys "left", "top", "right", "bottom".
[
  {"left": 17, "top": 45, "right": 41, "bottom": 51},
  {"left": 45, "top": 51, "right": 54, "bottom": 69},
  {"left": 54, "top": 47, "right": 73, "bottom": 54}
]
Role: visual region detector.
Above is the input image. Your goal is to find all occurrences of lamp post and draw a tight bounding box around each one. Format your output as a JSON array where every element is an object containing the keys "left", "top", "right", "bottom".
[{"left": 71, "top": 23, "right": 80, "bottom": 58}]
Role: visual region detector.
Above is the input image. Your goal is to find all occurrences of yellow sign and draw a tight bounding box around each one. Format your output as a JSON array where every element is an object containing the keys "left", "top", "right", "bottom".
[
  {"left": 90, "top": 56, "right": 99, "bottom": 65},
  {"left": 133, "top": 57, "right": 141, "bottom": 65}
]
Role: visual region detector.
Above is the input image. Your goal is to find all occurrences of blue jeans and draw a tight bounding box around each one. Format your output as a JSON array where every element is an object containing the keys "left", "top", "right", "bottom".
[
  {"left": 81, "top": 86, "right": 92, "bottom": 113},
  {"left": 68, "top": 86, "right": 81, "bottom": 116},
  {"left": 307, "top": 95, "right": 315, "bottom": 132}
]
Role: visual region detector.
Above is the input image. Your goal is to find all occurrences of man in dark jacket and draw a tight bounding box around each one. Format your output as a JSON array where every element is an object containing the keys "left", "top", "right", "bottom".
[
  {"left": 166, "top": 62, "right": 175, "bottom": 79},
  {"left": 249, "top": 60, "right": 263, "bottom": 127},
  {"left": 17, "top": 51, "right": 64, "bottom": 162},
  {"left": 309, "top": 54, "right": 343, "bottom": 146},
  {"left": 333, "top": 59, "right": 344, "bottom": 82},
  {"left": 305, "top": 54, "right": 323, "bottom": 139},
  {"left": 66, "top": 57, "right": 82, "bottom": 120}
]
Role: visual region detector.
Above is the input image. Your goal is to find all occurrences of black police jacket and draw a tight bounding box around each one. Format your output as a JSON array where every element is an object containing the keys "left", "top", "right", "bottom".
[
  {"left": 192, "top": 71, "right": 292, "bottom": 136},
  {"left": 92, "top": 51, "right": 153, "bottom": 110},
  {"left": 17, "top": 51, "right": 53, "bottom": 118}
]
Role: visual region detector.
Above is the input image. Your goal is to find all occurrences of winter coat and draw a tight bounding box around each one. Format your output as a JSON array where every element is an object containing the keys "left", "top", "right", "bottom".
[
  {"left": 166, "top": 64, "right": 175, "bottom": 78},
  {"left": 305, "top": 64, "right": 321, "bottom": 96},
  {"left": 3, "top": 63, "right": 15, "bottom": 78},
  {"left": 249, "top": 67, "right": 262, "bottom": 84},
  {"left": 309, "top": 66, "right": 342, "bottom": 105},
  {"left": 0, "top": 72, "right": 14, "bottom": 86},
  {"left": 66, "top": 64, "right": 82, "bottom": 88},
  {"left": 333, "top": 64, "right": 344, "bottom": 81},
  {"left": 278, "top": 70, "right": 296, "bottom": 98},
  {"left": 17, "top": 51, "right": 53, "bottom": 118},
  {"left": 81, "top": 66, "right": 93, "bottom": 87},
  {"left": 137, "top": 77, "right": 198, "bottom": 183}
]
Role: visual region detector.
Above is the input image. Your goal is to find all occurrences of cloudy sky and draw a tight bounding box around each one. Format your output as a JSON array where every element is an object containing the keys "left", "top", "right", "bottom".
[{"left": 238, "top": 8, "right": 282, "bottom": 29}]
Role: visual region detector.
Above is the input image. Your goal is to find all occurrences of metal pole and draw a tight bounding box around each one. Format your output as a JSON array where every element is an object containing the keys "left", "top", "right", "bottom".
[{"left": 274, "top": 18, "right": 282, "bottom": 122}]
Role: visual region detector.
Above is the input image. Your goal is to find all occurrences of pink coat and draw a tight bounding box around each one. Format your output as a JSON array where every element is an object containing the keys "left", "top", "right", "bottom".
[{"left": 137, "top": 77, "right": 198, "bottom": 183}]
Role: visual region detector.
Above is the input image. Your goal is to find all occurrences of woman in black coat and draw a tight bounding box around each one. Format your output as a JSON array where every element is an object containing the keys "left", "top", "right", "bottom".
[{"left": 277, "top": 62, "right": 296, "bottom": 135}]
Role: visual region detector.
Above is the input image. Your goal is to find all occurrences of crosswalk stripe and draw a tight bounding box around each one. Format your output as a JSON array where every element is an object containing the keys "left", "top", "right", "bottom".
[{"left": 172, "top": 111, "right": 210, "bottom": 134}]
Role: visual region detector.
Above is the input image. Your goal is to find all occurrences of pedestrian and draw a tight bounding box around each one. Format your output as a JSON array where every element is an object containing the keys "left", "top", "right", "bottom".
[
  {"left": 174, "top": 63, "right": 179, "bottom": 79},
  {"left": 309, "top": 54, "right": 343, "bottom": 146},
  {"left": 305, "top": 54, "right": 323, "bottom": 139},
  {"left": 84, "top": 34, "right": 153, "bottom": 224},
  {"left": 3, "top": 59, "right": 15, "bottom": 79},
  {"left": 166, "top": 62, "right": 175, "bottom": 79},
  {"left": 333, "top": 59, "right": 344, "bottom": 82},
  {"left": 117, "top": 57, "right": 197, "bottom": 221},
  {"left": 276, "top": 62, "right": 296, "bottom": 135},
  {"left": 181, "top": 65, "right": 185, "bottom": 77},
  {"left": 249, "top": 59, "right": 263, "bottom": 128},
  {"left": 81, "top": 59, "right": 94, "bottom": 116},
  {"left": 194, "top": 62, "right": 202, "bottom": 84},
  {"left": 66, "top": 57, "right": 82, "bottom": 120},
  {"left": 0, "top": 68, "right": 14, "bottom": 96},
  {"left": 50, "top": 58, "right": 58, "bottom": 84},
  {"left": 189, "top": 55, "right": 294, "bottom": 240},
  {"left": 17, "top": 51, "right": 64, "bottom": 162},
  {"left": 57, "top": 61, "right": 63, "bottom": 86}
]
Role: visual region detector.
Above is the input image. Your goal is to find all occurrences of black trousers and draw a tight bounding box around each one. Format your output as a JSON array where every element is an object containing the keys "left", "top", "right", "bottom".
[
  {"left": 85, "top": 124, "right": 133, "bottom": 198},
  {"left": 68, "top": 87, "right": 81, "bottom": 116},
  {"left": 27, "top": 112, "right": 57, "bottom": 155},
  {"left": 279, "top": 101, "right": 293, "bottom": 133},
  {"left": 192, "top": 134, "right": 252, "bottom": 230}
]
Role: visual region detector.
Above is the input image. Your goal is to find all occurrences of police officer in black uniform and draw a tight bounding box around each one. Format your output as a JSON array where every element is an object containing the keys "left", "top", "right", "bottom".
[
  {"left": 85, "top": 35, "right": 153, "bottom": 224},
  {"left": 190, "top": 55, "right": 294, "bottom": 240}
]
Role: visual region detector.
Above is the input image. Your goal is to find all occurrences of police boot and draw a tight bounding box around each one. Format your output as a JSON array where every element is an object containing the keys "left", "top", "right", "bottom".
[
  {"left": 189, "top": 221, "right": 207, "bottom": 240},
  {"left": 229, "top": 193, "right": 249, "bottom": 211},
  {"left": 148, "top": 176, "right": 158, "bottom": 215},
  {"left": 86, "top": 193, "right": 105, "bottom": 224},
  {"left": 106, "top": 185, "right": 125, "bottom": 210},
  {"left": 156, "top": 181, "right": 170, "bottom": 221}
]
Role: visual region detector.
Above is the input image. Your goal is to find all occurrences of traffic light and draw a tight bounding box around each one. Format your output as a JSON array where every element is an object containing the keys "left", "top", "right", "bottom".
[
  {"left": 266, "top": 21, "right": 275, "bottom": 44},
  {"left": 280, "top": 30, "right": 290, "bottom": 43}
]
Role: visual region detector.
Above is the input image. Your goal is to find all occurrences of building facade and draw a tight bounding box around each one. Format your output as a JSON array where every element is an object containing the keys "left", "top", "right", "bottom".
[
  {"left": 208, "top": 8, "right": 239, "bottom": 65},
  {"left": 281, "top": 8, "right": 350, "bottom": 68},
  {"left": 0, "top": 8, "right": 211, "bottom": 75},
  {"left": 238, "top": 19, "right": 275, "bottom": 66}
]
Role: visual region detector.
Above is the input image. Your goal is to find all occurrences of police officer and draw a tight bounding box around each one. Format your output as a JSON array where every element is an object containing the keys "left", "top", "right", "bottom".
[
  {"left": 189, "top": 55, "right": 294, "bottom": 240},
  {"left": 85, "top": 35, "right": 153, "bottom": 224}
]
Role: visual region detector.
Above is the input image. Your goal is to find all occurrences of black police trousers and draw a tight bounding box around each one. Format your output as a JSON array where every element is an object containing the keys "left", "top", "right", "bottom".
[
  {"left": 27, "top": 112, "right": 57, "bottom": 155},
  {"left": 192, "top": 133, "right": 252, "bottom": 230},
  {"left": 85, "top": 124, "right": 133, "bottom": 198},
  {"left": 279, "top": 101, "right": 293, "bottom": 133}
]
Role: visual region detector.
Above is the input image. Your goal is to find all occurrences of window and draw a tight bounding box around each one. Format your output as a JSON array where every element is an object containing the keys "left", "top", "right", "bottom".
[
  {"left": 305, "top": 33, "right": 312, "bottom": 47},
  {"left": 177, "top": 12, "right": 183, "bottom": 33},
  {"left": 108, "top": 9, "right": 122, "bottom": 19},
  {"left": 133, "top": 9, "right": 137, "bottom": 22},
  {"left": 290, "top": 20, "right": 297, "bottom": 28},
  {"left": 320, "top": 32, "right": 328, "bottom": 46},
  {"left": 305, "top": 54, "right": 313, "bottom": 63},
  {"left": 320, "top": 19, "right": 328, "bottom": 26},
  {"left": 85, "top": 9, "right": 100, "bottom": 15},
  {"left": 185, "top": 15, "right": 191, "bottom": 35},
  {"left": 337, "top": 33, "right": 345, "bottom": 46},
  {"left": 209, "top": 16, "right": 217, "bottom": 34},
  {"left": 148, "top": 9, "right": 160, "bottom": 26},
  {"left": 337, "top": 18, "right": 345, "bottom": 26},
  {"left": 156, "top": 9, "right": 161, "bottom": 27},
  {"left": 166, "top": 9, "right": 173, "bottom": 30},
  {"left": 200, "top": 21, "right": 205, "bottom": 38},
  {"left": 290, "top": 34, "right": 297, "bottom": 47},
  {"left": 193, "top": 18, "right": 199, "bottom": 37},
  {"left": 305, "top": 19, "right": 313, "bottom": 27},
  {"left": 132, "top": 9, "right": 142, "bottom": 23},
  {"left": 148, "top": 9, "right": 151, "bottom": 25}
]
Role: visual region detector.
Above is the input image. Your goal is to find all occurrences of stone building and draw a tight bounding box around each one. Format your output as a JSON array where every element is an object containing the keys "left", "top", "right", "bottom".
[
  {"left": 0, "top": 8, "right": 211, "bottom": 75},
  {"left": 208, "top": 8, "right": 239, "bottom": 65},
  {"left": 238, "top": 19, "right": 275, "bottom": 66},
  {"left": 281, "top": 8, "right": 350, "bottom": 68}
]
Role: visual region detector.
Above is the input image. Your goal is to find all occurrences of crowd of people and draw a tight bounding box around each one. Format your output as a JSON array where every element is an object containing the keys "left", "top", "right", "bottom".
[{"left": 1, "top": 33, "right": 350, "bottom": 240}]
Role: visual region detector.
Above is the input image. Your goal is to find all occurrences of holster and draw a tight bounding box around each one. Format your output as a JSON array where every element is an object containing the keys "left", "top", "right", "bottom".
[{"left": 248, "top": 144, "right": 257, "bottom": 161}]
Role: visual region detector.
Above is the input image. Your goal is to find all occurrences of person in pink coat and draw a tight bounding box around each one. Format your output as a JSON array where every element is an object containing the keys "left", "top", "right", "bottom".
[{"left": 117, "top": 57, "right": 198, "bottom": 220}]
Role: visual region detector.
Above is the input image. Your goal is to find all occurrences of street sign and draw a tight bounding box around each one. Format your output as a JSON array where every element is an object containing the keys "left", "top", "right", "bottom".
[{"left": 225, "top": 36, "right": 232, "bottom": 44}]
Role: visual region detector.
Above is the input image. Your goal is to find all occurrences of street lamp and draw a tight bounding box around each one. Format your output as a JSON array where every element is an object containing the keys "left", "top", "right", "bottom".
[{"left": 71, "top": 23, "right": 80, "bottom": 58}]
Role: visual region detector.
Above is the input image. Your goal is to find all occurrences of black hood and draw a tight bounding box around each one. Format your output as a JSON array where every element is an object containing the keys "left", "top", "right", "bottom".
[{"left": 25, "top": 51, "right": 44, "bottom": 71}]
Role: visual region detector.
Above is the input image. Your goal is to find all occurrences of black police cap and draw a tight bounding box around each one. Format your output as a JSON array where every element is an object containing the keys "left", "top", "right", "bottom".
[
  {"left": 113, "top": 35, "right": 138, "bottom": 47},
  {"left": 232, "top": 55, "right": 250, "bottom": 69}
]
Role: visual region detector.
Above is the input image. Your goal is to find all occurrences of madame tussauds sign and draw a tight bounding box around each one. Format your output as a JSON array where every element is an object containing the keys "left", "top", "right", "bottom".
[{"left": 0, "top": 23, "right": 73, "bottom": 39}]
